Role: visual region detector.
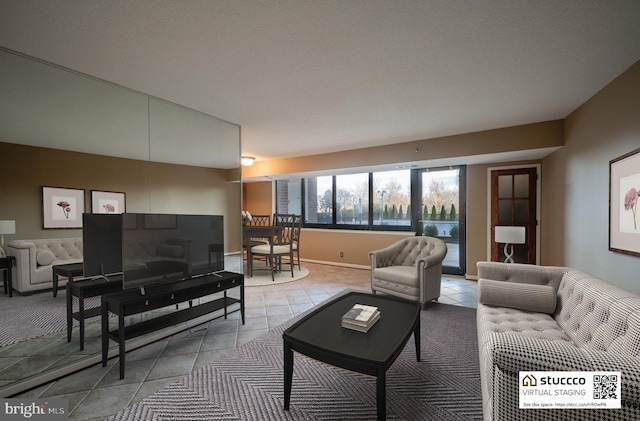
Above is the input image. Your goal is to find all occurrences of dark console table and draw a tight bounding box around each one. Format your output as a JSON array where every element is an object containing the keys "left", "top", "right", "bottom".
[
  {"left": 52, "top": 262, "right": 84, "bottom": 297},
  {"left": 0, "top": 255, "right": 15, "bottom": 297},
  {"left": 67, "top": 275, "right": 123, "bottom": 350},
  {"left": 102, "top": 271, "right": 244, "bottom": 379}
]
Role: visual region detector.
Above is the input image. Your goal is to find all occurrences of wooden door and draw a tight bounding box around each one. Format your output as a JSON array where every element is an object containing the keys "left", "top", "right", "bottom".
[{"left": 490, "top": 168, "right": 537, "bottom": 263}]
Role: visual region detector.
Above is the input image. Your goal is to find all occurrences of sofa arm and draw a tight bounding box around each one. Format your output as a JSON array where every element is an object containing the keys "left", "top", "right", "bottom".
[{"left": 6, "top": 240, "right": 36, "bottom": 287}]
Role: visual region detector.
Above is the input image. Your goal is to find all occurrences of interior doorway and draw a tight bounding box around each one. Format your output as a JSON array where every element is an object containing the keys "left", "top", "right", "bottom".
[{"left": 490, "top": 167, "right": 538, "bottom": 264}]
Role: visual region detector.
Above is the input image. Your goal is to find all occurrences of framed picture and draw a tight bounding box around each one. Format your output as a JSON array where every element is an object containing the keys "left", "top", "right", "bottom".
[
  {"left": 91, "top": 190, "right": 126, "bottom": 214},
  {"left": 42, "top": 186, "right": 85, "bottom": 229},
  {"left": 609, "top": 147, "right": 640, "bottom": 257}
]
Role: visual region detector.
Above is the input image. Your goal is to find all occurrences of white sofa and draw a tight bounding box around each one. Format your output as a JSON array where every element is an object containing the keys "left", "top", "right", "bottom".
[{"left": 7, "top": 238, "right": 83, "bottom": 294}]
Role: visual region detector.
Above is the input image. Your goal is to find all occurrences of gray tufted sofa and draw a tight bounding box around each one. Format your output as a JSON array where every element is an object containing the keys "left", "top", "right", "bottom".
[
  {"left": 477, "top": 261, "right": 640, "bottom": 421},
  {"left": 369, "top": 236, "right": 447, "bottom": 305},
  {"left": 7, "top": 238, "right": 83, "bottom": 294}
]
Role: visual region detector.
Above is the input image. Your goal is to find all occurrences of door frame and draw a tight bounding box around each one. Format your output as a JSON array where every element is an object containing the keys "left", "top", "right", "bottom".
[{"left": 486, "top": 164, "right": 541, "bottom": 264}]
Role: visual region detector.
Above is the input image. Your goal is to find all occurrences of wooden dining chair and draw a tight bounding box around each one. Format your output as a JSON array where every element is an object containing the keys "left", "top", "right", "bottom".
[{"left": 247, "top": 222, "right": 295, "bottom": 281}]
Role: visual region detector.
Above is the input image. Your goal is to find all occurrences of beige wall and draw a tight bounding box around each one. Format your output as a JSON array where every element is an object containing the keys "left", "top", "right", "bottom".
[
  {"left": 0, "top": 142, "right": 242, "bottom": 251},
  {"left": 242, "top": 121, "right": 564, "bottom": 274},
  {"left": 243, "top": 181, "right": 273, "bottom": 218},
  {"left": 243, "top": 120, "right": 562, "bottom": 179},
  {"left": 242, "top": 59, "right": 640, "bottom": 291},
  {"left": 542, "top": 60, "right": 640, "bottom": 293}
]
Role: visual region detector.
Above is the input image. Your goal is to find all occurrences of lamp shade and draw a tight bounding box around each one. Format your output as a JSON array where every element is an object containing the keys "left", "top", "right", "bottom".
[
  {"left": 494, "top": 226, "right": 525, "bottom": 244},
  {"left": 0, "top": 220, "right": 15, "bottom": 235}
]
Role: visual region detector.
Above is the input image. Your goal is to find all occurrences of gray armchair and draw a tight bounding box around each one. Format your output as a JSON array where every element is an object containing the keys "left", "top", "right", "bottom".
[{"left": 369, "top": 236, "right": 447, "bottom": 305}]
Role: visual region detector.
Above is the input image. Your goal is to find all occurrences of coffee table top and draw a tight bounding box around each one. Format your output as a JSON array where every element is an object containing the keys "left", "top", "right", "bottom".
[{"left": 283, "top": 291, "right": 420, "bottom": 366}]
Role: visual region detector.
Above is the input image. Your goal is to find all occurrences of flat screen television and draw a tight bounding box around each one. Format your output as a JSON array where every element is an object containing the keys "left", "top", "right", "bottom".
[
  {"left": 82, "top": 213, "right": 123, "bottom": 279},
  {"left": 121, "top": 213, "right": 224, "bottom": 290}
]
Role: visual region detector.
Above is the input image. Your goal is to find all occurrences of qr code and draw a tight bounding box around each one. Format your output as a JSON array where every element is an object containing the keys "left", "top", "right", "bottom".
[{"left": 593, "top": 374, "right": 618, "bottom": 399}]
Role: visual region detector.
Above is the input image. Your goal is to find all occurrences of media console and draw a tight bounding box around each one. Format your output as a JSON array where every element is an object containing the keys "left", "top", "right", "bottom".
[{"left": 101, "top": 271, "right": 244, "bottom": 379}]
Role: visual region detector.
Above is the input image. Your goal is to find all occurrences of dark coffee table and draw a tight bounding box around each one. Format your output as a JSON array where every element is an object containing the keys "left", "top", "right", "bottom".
[{"left": 283, "top": 291, "right": 421, "bottom": 421}]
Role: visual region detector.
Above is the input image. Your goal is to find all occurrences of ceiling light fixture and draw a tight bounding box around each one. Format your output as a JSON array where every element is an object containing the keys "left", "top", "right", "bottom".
[{"left": 241, "top": 156, "right": 255, "bottom": 166}]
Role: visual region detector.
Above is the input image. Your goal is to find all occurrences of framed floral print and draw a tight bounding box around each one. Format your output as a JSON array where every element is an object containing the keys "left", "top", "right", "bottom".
[
  {"left": 91, "top": 190, "right": 126, "bottom": 214},
  {"left": 42, "top": 186, "right": 85, "bottom": 229},
  {"left": 609, "top": 147, "right": 640, "bottom": 257}
]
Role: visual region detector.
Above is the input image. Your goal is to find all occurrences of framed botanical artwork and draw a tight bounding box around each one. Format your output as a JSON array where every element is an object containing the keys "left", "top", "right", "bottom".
[
  {"left": 609, "top": 147, "right": 640, "bottom": 257},
  {"left": 91, "top": 190, "right": 126, "bottom": 214},
  {"left": 42, "top": 186, "right": 85, "bottom": 229}
]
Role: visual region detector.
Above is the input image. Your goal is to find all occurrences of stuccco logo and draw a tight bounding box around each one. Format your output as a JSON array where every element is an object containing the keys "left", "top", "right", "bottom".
[{"left": 522, "top": 374, "right": 587, "bottom": 386}]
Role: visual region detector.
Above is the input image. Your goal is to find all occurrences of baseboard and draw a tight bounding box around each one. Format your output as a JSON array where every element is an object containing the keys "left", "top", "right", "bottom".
[{"left": 299, "top": 258, "right": 370, "bottom": 271}]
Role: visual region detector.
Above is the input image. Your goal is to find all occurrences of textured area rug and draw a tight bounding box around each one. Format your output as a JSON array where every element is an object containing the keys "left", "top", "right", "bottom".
[
  {"left": 0, "top": 289, "right": 99, "bottom": 347},
  {"left": 109, "top": 302, "right": 482, "bottom": 420}
]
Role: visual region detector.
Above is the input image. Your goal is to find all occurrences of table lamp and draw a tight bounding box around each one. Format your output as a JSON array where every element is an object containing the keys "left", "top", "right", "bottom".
[
  {"left": 0, "top": 220, "right": 16, "bottom": 257},
  {"left": 494, "top": 225, "right": 525, "bottom": 263}
]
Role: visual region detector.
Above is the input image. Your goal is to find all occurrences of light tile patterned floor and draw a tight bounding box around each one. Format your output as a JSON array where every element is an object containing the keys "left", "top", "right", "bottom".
[{"left": 15, "top": 258, "right": 477, "bottom": 420}]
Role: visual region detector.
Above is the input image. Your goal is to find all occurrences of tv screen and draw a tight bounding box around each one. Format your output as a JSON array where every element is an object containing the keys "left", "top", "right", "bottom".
[
  {"left": 122, "top": 213, "right": 224, "bottom": 290},
  {"left": 82, "top": 213, "right": 123, "bottom": 278}
]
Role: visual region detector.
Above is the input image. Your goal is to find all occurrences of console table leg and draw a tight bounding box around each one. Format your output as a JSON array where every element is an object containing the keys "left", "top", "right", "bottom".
[
  {"left": 240, "top": 284, "right": 245, "bottom": 324},
  {"left": 101, "top": 305, "right": 108, "bottom": 367},
  {"left": 66, "top": 284, "right": 72, "bottom": 343},
  {"left": 53, "top": 272, "right": 59, "bottom": 297},
  {"left": 79, "top": 291, "right": 85, "bottom": 351},
  {"left": 284, "top": 342, "right": 293, "bottom": 410},
  {"left": 119, "top": 314, "right": 125, "bottom": 379}
]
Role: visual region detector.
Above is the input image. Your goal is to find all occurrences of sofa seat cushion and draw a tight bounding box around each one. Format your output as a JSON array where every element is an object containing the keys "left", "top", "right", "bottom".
[
  {"left": 373, "top": 265, "right": 417, "bottom": 287},
  {"left": 478, "top": 303, "right": 574, "bottom": 343},
  {"left": 251, "top": 244, "right": 291, "bottom": 255}
]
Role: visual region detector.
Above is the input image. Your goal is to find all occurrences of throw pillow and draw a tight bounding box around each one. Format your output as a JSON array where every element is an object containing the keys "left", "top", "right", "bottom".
[
  {"left": 478, "top": 278, "right": 557, "bottom": 314},
  {"left": 36, "top": 249, "right": 56, "bottom": 266}
]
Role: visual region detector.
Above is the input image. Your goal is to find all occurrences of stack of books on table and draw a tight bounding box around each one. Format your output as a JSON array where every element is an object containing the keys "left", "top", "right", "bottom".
[{"left": 341, "top": 303, "right": 381, "bottom": 333}]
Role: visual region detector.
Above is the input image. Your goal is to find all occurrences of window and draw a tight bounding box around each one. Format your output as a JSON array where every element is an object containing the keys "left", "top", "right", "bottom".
[
  {"left": 372, "top": 169, "right": 411, "bottom": 226},
  {"left": 336, "top": 173, "right": 369, "bottom": 225},
  {"left": 304, "top": 176, "right": 332, "bottom": 224},
  {"left": 274, "top": 166, "right": 466, "bottom": 274}
]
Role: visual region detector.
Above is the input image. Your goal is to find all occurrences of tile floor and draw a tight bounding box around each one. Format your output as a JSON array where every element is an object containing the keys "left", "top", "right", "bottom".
[{"left": 15, "top": 258, "right": 477, "bottom": 420}]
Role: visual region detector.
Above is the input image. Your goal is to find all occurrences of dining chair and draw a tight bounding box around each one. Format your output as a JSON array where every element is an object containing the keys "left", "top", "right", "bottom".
[
  {"left": 273, "top": 214, "right": 302, "bottom": 270},
  {"left": 246, "top": 220, "right": 295, "bottom": 281}
]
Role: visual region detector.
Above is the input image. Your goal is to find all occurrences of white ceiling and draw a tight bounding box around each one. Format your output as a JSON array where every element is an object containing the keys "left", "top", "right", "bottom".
[{"left": 1, "top": 1, "right": 640, "bottom": 165}]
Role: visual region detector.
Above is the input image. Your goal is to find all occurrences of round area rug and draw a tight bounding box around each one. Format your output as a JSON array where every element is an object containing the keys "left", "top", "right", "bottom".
[{"left": 243, "top": 262, "right": 309, "bottom": 286}]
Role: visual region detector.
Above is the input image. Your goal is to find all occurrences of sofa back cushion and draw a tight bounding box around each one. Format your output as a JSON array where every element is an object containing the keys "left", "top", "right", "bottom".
[
  {"left": 33, "top": 238, "right": 83, "bottom": 264},
  {"left": 392, "top": 236, "right": 446, "bottom": 266},
  {"left": 555, "top": 270, "right": 640, "bottom": 356}
]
